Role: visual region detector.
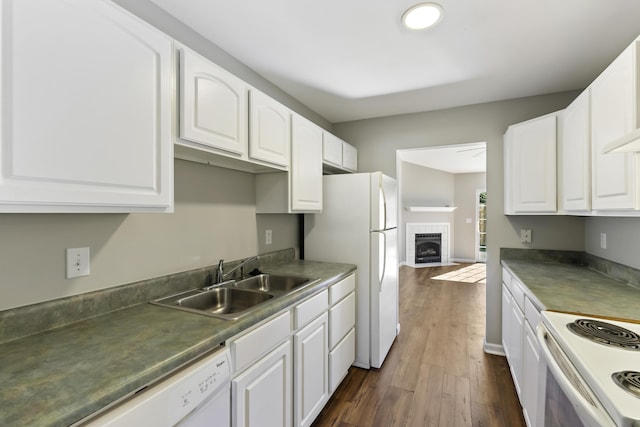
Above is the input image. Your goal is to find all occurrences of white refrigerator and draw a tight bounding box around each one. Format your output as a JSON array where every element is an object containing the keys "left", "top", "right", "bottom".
[{"left": 304, "top": 172, "right": 398, "bottom": 369}]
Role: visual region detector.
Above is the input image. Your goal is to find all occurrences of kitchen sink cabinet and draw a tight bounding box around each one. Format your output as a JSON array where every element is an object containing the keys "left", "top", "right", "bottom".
[
  {"left": 293, "top": 313, "right": 329, "bottom": 427},
  {"left": 504, "top": 112, "right": 558, "bottom": 214},
  {"left": 227, "top": 274, "right": 355, "bottom": 427},
  {"left": 232, "top": 340, "right": 292, "bottom": 427},
  {"left": 0, "top": 0, "right": 173, "bottom": 212},
  {"left": 559, "top": 90, "right": 592, "bottom": 212},
  {"left": 255, "top": 113, "right": 323, "bottom": 213},
  {"left": 229, "top": 311, "right": 292, "bottom": 427},
  {"left": 177, "top": 46, "right": 248, "bottom": 157},
  {"left": 249, "top": 89, "right": 291, "bottom": 168},
  {"left": 590, "top": 39, "right": 640, "bottom": 211}
]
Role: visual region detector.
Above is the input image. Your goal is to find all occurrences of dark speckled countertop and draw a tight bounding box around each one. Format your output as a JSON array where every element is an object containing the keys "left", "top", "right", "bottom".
[
  {"left": 502, "top": 259, "right": 640, "bottom": 322},
  {"left": 0, "top": 259, "right": 355, "bottom": 427}
]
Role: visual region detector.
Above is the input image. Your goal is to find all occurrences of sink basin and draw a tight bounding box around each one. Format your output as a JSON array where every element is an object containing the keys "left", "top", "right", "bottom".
[
  {"left": 153, "top": 288, "right": 273, "bottom": 320},
  {"left": 234, "top": 274, "right": 317, "bottom": 293}
]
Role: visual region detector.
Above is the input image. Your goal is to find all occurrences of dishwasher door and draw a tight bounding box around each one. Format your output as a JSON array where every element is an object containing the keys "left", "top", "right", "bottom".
[{"left": 84, "top": 347, "right": 231, "bottom": 427}]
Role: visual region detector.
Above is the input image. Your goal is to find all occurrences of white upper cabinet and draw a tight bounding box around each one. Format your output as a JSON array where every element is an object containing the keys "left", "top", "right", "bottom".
[
  {"left": 290, "top": 114, "right": 323, "bottom": 212},
  {"left": 342, "top": 142, "right": 358, "bottom": 172},
  {"left": 590, "top": 39, "right": 640, "bottom": 211},
  {"left": 504, "top": 113, "right": 558, "bottom": 214},
  {"left": 323, "top": 133, "right": 343, "bottom": 167},
  {"left": 179, "top": 46, "right": 248, "bottom": 155},
  {"left": 322, "top": 133, "right": 358, "bottom": 173},
  {"left": 0, "top": 0, "right": 173, "bottom": 212},
  {"left": 560, "top": 90, "right": 591, "bottom": 212},
  {"left": 255, "top": 114, "right": 323, "bottom": 213},
  {"left": 249, "top": 89, "right": 290, "bottom": 168}
]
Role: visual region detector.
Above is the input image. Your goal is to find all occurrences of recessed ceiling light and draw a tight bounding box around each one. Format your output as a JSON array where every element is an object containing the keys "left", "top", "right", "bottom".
[{"left": 402, "top": 3, "right": 443, "bottom": 30}]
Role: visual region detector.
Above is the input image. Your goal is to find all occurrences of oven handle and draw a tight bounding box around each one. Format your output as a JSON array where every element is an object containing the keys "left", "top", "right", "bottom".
[{"left": 536, "top": 323, "right": 616, "bottom": 427}]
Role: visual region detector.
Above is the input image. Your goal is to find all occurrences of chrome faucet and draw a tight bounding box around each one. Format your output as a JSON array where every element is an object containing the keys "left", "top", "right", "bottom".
[{"left": 215, "top": 255, "right": 260, "bottom": 283}]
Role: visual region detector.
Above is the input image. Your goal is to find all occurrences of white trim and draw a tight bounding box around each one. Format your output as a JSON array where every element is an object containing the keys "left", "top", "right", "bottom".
[
  {"left": 452, "top": 258, "right": 476, "bottom": 263},
  {"left": 483, "top": 338, "right": 505, "bottom": 356}
]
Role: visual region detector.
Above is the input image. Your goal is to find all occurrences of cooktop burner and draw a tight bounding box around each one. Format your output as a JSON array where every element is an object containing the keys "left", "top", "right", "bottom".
[
  {"left": 612, "top": 371, "right": 640, "bottom": 399},
  {"left": 567, "top": 318, "right": 640, "bottom": 350}
]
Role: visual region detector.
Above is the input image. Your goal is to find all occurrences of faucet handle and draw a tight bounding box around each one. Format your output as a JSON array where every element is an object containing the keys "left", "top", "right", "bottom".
[{"left": 216, "top": 259, "right": 224, "bottom": 283}]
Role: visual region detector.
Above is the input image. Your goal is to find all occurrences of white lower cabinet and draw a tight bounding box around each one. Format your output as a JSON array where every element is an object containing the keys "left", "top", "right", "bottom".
[
  {"left": 294, "top": 313, "right": 329, "bottom": 427},
  {"left": 502, "top": 267, "right": 543, "bottom": 427},
  {"left": 229, "top": 273, "right": 356, "bottom": 427},
  {"left": 522, "top": 320, "right": 540, "bottom": 427},
  {"left": 328, "top": 275, "right": 356, "bottom": 393},
  {"left": 232, "top": 340, "right": 292, "bottom": 427}
]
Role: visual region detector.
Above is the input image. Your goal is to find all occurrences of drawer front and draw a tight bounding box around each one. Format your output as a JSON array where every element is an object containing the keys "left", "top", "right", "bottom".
[
  {"left": 329, "top": 292, "right": 355, "bottom": 349},
  {"left": 329, "top": 274, "right": 356, "bottom": 306},
  {"left": 230, "top": 310, "right": 291, "bottom": 374},
  {"left": 502, "top": 267, "right": 512, "bottom": 289},
  {"left": 511, "top": 278, "right": 526, "bottom": 311},
  {"left": 294, "top": 289, "right": 328, "bottom": 330},
  {"left": 329, "top": 328, "right": 355, "bottom": 393},
  {"left": 524, "top": 297, "right": 541, "bottom": 329}
]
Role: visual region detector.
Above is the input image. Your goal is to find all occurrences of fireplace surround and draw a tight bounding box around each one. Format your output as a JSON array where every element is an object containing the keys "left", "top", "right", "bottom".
[{"left": 406, "top": 222, "right": 450, "bottom": 265}]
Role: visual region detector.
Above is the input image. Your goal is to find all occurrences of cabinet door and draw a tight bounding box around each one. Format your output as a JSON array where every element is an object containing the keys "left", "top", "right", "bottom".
[
  {"left": 232, "top": 340, "right": 292, "bottom": 427},
  {"left": 322, "top": 133, "right": 343, "bottom": 167},
  {"left": 342, "top": 143, "right": 358, "bottom": 172},
  {"left": 329, "top": 328, "right": 355, "bottom": 393},
  {"left": 523, "top": 321, "right": 540, "bottom": 427},
  {"left": 591, "top": 42, "right": 638, "bottom": 210},
  {"left": 501, "top": 285, "right": 512, "bottom": 359},
  {"left": 509, "top": 299, "right": 525, "bottom": 400},
  {"left": 179, "top": 47, "right": 248, "bottom": 155},
  {"left": 294, "top": 313, "right": 329, "bottom": 427},
  {"left": 249, "top": 89, "right": 290, "bottom": 168},
  {"left": 560, "top": 90, "right": 591, "bottom": 212},
  {"left": 507, "top": 114, "right": 558, "bottom": 213},
  {"left": 0, "top": 0, "right": 172, "bottom": 212},
  {"left": 291, "top": 115, "right": 323, "bottom": 212}
]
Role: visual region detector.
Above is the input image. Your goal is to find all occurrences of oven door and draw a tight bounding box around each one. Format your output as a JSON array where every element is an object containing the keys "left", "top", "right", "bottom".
[{"left": 536, "top": 323, "right": 616, "bottom": 427}]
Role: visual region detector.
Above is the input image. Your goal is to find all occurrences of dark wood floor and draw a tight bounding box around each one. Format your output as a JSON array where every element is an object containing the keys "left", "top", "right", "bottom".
[{"left": 312, "top": 264, "right": 526, "bottom": 427}]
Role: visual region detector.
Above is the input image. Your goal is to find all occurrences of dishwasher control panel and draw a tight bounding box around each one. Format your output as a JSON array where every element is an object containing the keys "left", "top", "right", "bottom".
[
  {"left": 84, "top": 347, "right": 231, "bottom": 426},
  {"left": 168, "top": 350, "right": 231, "bottom": 424}
]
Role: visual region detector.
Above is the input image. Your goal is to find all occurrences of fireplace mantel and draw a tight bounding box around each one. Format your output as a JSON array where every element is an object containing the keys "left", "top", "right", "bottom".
[{"left": 406, "top": 206, "right": 457, "bottom": 212}]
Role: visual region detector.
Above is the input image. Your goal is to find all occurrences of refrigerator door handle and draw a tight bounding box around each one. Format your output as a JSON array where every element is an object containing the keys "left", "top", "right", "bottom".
[{"left": 374, "top": 230, "right": 387, "bottom": 293}]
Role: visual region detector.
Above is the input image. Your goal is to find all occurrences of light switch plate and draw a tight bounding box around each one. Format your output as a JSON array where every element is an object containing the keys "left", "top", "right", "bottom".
[
  {"left": 67, "top": 247, "right": 90, "bottom": 279},
  {"left": 520, "top": 229, "right": 532, "bottom": 243}
]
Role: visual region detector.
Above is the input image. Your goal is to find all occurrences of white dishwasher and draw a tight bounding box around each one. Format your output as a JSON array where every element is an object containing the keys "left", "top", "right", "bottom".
[{"left": 84, "top": 347, "right": 231, "bottom": 427}]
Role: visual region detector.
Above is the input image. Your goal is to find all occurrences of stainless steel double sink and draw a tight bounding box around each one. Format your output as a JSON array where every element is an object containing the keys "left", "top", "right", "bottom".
[{"left": 151, "top": 274, "right": 318, "bottom": 320}]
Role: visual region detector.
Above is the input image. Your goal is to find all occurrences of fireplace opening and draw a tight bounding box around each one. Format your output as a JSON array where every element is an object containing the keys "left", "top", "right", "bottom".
[{"left": 415, "top": 233, "right": 442, "bottom": 263}]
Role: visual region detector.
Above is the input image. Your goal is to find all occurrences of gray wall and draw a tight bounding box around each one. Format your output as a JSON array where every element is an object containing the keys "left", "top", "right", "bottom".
[
  {"left": 0, "top": 160, "right": 298, "bottom": 311},
  {"left": 334, "top": 91, "right": 586, "bottom": 349},
  {"left": 454, "top": 173, "right": 486, "bottom": 262},
  {"left": 585, "top": 217, "right": 640, "bottom": 269}
]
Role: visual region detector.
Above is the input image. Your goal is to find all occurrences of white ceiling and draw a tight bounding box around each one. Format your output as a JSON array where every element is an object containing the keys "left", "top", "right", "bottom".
[
  {"left": 398, "top": 142, "right": 486, "bottom": 174},
  {"left": 150, "top": 0, "right": 640, "bottom": 124}
]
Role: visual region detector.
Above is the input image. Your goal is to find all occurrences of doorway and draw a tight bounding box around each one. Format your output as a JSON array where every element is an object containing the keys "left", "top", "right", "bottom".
[{"left": 396, "top": 142, "right": 487, "bottom": 265}]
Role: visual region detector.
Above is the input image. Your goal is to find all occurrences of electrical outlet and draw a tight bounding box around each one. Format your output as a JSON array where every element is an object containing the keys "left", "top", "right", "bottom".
[
  {"left": 265, "top": 229, "right": 272, "bottom": 245},
  {"left": 520, "top": 229, "right": 532, "bottom": 243},
  {"left": 66, "top": 247, "right": 90, "bottom": 279},
  {"left": 600, "top": 233, "right": 607, "bottom": 249}
]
